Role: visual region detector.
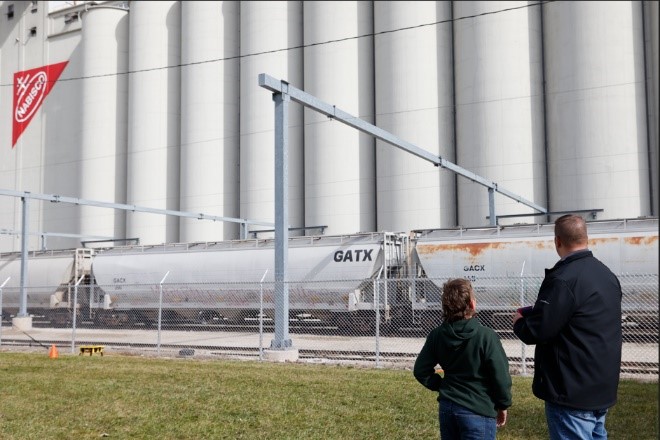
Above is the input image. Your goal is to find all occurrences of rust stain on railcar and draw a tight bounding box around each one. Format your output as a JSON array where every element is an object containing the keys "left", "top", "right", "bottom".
[
  {"left": 623, "top": 236, "right": 658, "bottom": 246},
  {"left": 416, "top": 243, "right": 500, "bottom": 257},
  {"left": 416, "top": 240, "right": 552, "bottom": 257},
  {"left": 589, "top": 237, "right": 618, "bottom": 246}
]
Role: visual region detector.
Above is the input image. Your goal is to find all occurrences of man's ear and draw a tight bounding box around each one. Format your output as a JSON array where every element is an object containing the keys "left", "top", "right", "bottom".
[{"left": 470, "top": 298, "right": 476, "bottom": 311}]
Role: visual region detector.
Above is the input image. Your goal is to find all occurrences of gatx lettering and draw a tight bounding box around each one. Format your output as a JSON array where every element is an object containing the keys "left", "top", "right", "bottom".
[
  {"left": 333, "top": 249, "right": 373, "bottom": 262},
  {"left": 463, "top": 265, "right": 485, "bottom": 271}
]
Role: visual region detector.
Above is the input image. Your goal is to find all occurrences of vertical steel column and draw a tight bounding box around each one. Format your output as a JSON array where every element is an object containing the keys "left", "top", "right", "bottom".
[
  {"left": 271, "top": 86, "right": 292, "bottom": 349},
  {"left": 488, "top": 187, "right": 496, "bottom": 226},
  {"left": 18, "top": 197, "right": 29, "bottom": 317}
]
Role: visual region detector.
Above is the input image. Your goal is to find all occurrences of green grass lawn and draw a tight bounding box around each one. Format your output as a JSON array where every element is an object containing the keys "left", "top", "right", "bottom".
[{"left": 0, "top": 352, "right": 656, "bottom": 439}]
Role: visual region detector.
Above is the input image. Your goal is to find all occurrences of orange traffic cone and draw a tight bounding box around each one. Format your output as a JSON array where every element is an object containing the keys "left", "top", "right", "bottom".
[{"left": 48, "top": 344, "right": 59, "bottom": 359}]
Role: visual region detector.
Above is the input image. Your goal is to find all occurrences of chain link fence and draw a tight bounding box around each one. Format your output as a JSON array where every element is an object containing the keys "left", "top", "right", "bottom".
[{"left": 0, "top": 274, "right": 657, "bottom": 379}]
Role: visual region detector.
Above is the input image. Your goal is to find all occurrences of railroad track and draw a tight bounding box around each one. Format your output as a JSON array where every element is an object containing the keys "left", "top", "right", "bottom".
[{"left": 11, "top": 317, "right": 659, "bottom": 343}]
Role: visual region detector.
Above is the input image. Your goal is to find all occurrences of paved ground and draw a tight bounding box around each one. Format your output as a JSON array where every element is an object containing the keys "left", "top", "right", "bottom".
[{"left": 1, "top": 325, "right": 656, "bottom": 372}]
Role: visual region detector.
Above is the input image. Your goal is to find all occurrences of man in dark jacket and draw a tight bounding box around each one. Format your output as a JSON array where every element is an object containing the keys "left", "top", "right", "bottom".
[{"left": 513, "top": 214, "right": 622, "bottom": 439}]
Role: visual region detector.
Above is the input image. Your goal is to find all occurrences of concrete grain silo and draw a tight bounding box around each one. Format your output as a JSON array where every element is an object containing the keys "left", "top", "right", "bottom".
[
  {"left": 303, "top": 0, "right": 375, "bottom": 235},
  {"left": 374, "top": 1, "right": 456, "bottom": 232},
  {"left": 643, "top": 0, "right": 659, "bottom": 216},
  {"left": 0, "top": 0, "right": 656, "bottom": 254},
  {"left": 126, "top": 0, "right": 181, "bottom": 245},
  {"left": 180, "top": 1, "right": 239, "bottom": 242},
  {"left": 11, "top": 2, "right": 85, "bottom": 250},
  {"left": 79, "top": 5, "right": 128, "bottom": 241},
  {"left": 0, "top": 1, "right": 47, "bottom": 251},
  {"left": 240, "top": 1, "right": 304, "bottom": 237},
  {"left": 543, "top": 1, "right": 651, "bottom": 218},
  {"left": 453, "top": 1, "right": 546, "bottom": 227}
]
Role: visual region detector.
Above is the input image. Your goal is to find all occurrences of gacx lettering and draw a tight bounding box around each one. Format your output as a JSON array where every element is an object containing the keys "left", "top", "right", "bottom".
[
  {"left": 334, "top": 249, "right": 373, "bottom": 263},
  {"left": 463, "top": 265, "right": 485, "bottom": 271}
]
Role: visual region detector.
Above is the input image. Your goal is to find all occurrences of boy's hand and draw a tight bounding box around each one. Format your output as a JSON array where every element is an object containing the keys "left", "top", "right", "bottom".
[{"left": 496, "top": 409, "right": 507, "bottom": 427}]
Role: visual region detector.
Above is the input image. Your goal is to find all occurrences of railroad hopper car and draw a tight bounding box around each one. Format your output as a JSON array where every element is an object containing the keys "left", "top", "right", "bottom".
[
  {"left": 0, "top": 248, "right": 93, "bottom": 324},
  {"left": 0, "top": 218, "right": 656, "bottom": 333},
  {"left": 411, "top": 218, "right": 658, "bottom": 330},
  {"left": 0, "top": 232, "right": 409, "bottom": 331}
]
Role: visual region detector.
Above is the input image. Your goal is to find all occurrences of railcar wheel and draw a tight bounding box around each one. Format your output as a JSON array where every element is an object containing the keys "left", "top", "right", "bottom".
[
  {"left": 420, "top": 312, "right": 442, "bottom": 333},
  {"left": 198, "top": 310, "right": 220, "bottom": 325},
  {"left": 351, "top": 316, "right": 375, "bottom": 335}
]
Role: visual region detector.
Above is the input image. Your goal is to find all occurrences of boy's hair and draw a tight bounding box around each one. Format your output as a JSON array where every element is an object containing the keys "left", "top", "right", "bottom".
[{"left": 441, "top": 278, "right": 476, "bottom": 322}]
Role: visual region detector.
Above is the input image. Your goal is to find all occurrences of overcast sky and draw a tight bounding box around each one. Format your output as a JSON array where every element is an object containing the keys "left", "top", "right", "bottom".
[{"left": 49, "top": 1, "right": 79, "bottom": 12}]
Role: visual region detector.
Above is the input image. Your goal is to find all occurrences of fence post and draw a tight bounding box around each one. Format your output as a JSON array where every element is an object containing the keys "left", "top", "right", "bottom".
[
  {"left": 374, "top": 268, "right": 383, "bottom": 369},
  {"left": 520, "top": 262, "right": 528, "bottom": 376},
  {"left": 259, "top": 269, "right": 268, "bottom": 361},
  {"left": 0, "top": 277, "right": 10, "bottom": 347},
  {"left": 157, "top": 271, "right": 170, "bottom": 355},
  {"left": 71, "top": 274, "right": 85, "bottom": 354}
]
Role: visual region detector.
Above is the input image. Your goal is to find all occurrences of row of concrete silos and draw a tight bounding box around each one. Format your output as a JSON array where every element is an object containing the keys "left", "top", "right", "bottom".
[{"left": 77, "top": 1, "right": 657, "bottom": 246}]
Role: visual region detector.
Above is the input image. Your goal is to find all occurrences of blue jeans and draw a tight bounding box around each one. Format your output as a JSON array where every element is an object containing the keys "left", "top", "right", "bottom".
[
  {"left": 545, "top": 401, "right": 608, "bottom": 440},
  {"left": 439, "top": 398, "right": 496, "bottom": 440}
]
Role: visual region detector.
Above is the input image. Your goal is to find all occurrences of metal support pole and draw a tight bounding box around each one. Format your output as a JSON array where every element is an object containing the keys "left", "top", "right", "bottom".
[
  {"left": 488, "top": 188, "right": 496, "bottom": 226},
  {"left": 0, "top": 188, "right": 273, "bottom": 229},
  {"left": 19, "top": 196, "right": 29, "bottom": 317},
  {"left": 258, "top": 73, "right": 549, "bottom": 359},
  {"left": 271, "top": 87, "right": 292, "bottom": 350}
]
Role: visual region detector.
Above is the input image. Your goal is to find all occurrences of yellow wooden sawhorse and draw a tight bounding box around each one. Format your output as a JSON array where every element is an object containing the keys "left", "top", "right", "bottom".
[{"left": 79, "top": 345, "right": 105, "bottom": 356}]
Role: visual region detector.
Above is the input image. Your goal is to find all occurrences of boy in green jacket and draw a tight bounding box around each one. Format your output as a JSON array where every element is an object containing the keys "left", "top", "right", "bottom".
[{"left": 414, "top": 278, "right": 512, "bottom": 439}]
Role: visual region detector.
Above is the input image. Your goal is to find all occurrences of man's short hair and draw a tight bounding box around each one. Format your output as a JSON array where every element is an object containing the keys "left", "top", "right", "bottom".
[
  {"left": 442, "top": 278, "right": 475, "bottom": 322},
  {"left": 555, "top": 214, "right": 588, "bottom": 247}
]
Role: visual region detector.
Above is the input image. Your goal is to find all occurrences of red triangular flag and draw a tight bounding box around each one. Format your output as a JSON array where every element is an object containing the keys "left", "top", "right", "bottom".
[{"left": 12, "top": 61, "right": 69, "bottom": 147}]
